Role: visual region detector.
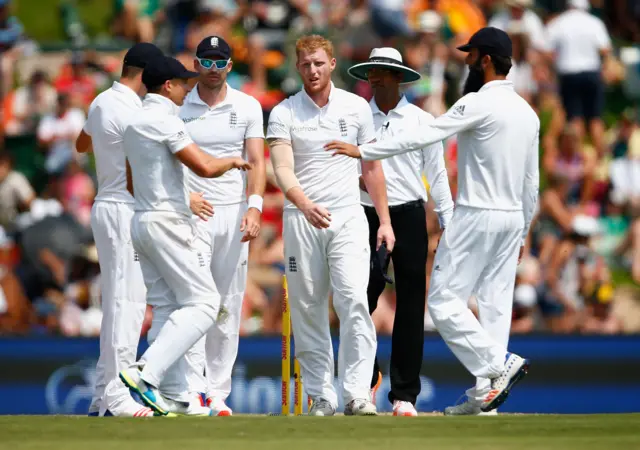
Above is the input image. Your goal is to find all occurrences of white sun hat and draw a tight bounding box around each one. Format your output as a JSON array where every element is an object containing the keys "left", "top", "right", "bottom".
[{"left": 348, "top": 47, "right": 421, "bottom": 84}]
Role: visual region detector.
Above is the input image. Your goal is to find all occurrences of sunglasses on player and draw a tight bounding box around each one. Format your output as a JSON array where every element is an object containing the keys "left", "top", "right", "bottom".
[{"left": 197, "top": 57, "right": 231, "bottom": 71}]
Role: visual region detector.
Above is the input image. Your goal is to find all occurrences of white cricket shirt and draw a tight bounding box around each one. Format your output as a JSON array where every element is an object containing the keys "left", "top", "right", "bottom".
[
  {"left": 83, "top": 81, "right": 142, "bottom": 204},
  {"left": 545, "top": 9, "right": 611, "bottom": 74},
  {"left": 123, "top": 94, "right": 194, "bottom": 217},
  {"left": 267, "top": 83, "right": 376, "bottom": 211},
  {"left": 359, "top": 80, "right": 540, "bottom": 243},
  {"left": 360, "top": 96, "right": 454, "bottom": 228},
  {"left": 180, "top": 84, "right": 264, "bottom": 205}
]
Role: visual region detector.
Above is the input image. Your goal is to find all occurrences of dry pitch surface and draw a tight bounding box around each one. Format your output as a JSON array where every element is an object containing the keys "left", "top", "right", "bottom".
[{"left": 0, "top": 414, "right": 638, "bottom": 450}]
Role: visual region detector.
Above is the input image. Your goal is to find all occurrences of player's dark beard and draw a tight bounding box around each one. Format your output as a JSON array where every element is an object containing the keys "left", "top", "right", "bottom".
[{"left": 463, "top": 59, "right": 485, "bottom": 95}]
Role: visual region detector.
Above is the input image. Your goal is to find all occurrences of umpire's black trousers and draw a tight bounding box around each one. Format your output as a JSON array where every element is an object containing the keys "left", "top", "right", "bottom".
[{"left": 364, "top": 200, "right": 428, "bottom": 405}]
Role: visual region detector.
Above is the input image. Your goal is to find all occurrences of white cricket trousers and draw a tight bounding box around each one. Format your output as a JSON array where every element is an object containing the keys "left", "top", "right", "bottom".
[
  {"left": 131, "top": 211, "right": 221, "bottom": 395},
  {"left": 89, "top": 201, "right": 146, "bottom": 415},
  {"left": 200, "top": 202, "right": 249, "bottom": 400},
  {"left": 284, "top": 205, "right": 377, "bottom": 406},
  {"left": 428, "top": 206, "right": 523, "bottom": 395}
]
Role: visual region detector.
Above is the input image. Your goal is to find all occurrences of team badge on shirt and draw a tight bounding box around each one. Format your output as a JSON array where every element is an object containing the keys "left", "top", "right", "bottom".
[
  {"left": 338, "top": 118, "right": 348, "bottom": 137},
  {"left": 288, "top": 256, "right": 297, "bottom": 272},
  {"left": 229, "top": 111, "right": 238, "bottom": 128}
]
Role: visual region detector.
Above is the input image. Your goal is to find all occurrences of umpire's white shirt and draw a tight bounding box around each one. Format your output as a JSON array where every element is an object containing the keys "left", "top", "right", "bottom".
[
  {"left": 360, "top": 96, "right": 454, "bottom": 228},
  {"left": 180, "top": 84, "right": 264, "bottom": 205},
  {"left": 267, "top": 82, "right": 377, "bottom": 210},
  {"left": 360, "top": 80, "right": 540, "bottom": 243},
  {"left": 124, "top": 94, "right": 194, "bottom": 217},
  {"left": 83, "top": 81, "right": 141, "bottom": 204}
]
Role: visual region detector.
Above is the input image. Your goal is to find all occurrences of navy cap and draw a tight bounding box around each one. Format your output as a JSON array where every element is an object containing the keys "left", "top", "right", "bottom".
[
  {"left": 123, "top": 42, "right": 164, "bottom": 69},
  {"left": 196, "top": 36, "right": 232, "bottom": 59},
  {"left": 457, "top": 27, "right": 513, "bottom": 58},
  {"left": 142, "top": 56, "right": 199, "bottom": 89}
]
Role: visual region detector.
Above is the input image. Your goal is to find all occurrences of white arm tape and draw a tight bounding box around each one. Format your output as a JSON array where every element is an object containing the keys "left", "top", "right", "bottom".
[{"left": 268, "top": 139, "right": 301, "bottom": 194}]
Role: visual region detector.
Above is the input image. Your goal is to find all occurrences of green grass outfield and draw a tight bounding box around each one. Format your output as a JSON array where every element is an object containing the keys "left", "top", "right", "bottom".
[{"left": 1, "top": 414, "right": 639, "bottom": 450}]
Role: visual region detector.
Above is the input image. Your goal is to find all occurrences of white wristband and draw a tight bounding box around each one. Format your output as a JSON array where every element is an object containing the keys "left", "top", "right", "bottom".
[{"left": 248, "top": 195, "right": 263, "bottom": 213}]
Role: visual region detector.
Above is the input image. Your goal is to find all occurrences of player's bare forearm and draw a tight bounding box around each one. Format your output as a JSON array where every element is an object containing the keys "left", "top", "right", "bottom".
[
  {"left": 361, "top": 160, "right": 390, "bottom": 225},
  {"left": 246, "top": 138, "right": 266, "bottom": 197},
  {"left": 285, "top": 186, "right": 312, "bottom": 211}
]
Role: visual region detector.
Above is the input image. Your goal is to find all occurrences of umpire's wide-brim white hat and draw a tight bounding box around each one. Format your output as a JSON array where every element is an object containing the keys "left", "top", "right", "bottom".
[{"left": 348, "top": 48, "right": 421, "bottom": 84}]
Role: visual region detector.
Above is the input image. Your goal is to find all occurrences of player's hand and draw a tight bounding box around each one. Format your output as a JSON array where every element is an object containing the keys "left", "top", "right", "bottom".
[
  {"left": 189, "top": 192, "right": 214, "bottom": 221},
  {"left": 377, "top": 222, "right": 395, "bottom": 252},
  {"left": 231, "top": 157, "right": 253, "bottom": 171},
  {"left": 301, "top": 202, "right": 332, "bottom": 229},
  {"left": 324, "top": 141, "right": 362, "bottom": 159},
  {"left": 240, "top": 207, "right": 261, "bottom": 242}
]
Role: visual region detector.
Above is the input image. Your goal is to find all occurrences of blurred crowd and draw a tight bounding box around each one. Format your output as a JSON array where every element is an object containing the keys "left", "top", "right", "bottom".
[{"left": 1, "top": 0, "right": 640, "bottom": 337}]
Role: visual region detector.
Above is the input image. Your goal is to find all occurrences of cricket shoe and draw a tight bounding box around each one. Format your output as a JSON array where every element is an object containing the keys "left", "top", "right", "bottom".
[
  {"left": 481, "top": 353, "right": 530, "bottom": 413},
  {"left": 370, "top": 371, "right": 382, "bottom": 406},
  {"left": 206, "top": 396, "right": 232, "bottom": 416},
  {"left": 444, "top": 399, "right": 497, "bottom": 416},
  {"left": 154, "top": 393, "right": 214, "bottom": 416},
  {"left": 119, "top": 368, "right": 170, "bottom": 416},
  {"left": 344, "top": 399, "right": 377, "bottom": 416},
  {"left": 308, "top": 398, "right": 336, "bottom": 416},
  {"left": 392, "top": 400, "right": 417, "bottom": 417}
]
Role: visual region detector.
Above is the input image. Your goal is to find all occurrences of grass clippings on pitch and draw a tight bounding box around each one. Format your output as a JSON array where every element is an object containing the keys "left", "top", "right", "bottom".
[{"left": 0, "top": 414, "right": 638, "bottom": 450}]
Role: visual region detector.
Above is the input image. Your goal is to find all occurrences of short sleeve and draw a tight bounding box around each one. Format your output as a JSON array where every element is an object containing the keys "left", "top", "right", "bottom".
[
  {"left": 83, "top": 102, "right": 99, "bottom": 136},
  {"left": 356, "top": 99, "right": 376, "bottom": 145},
  {"left": 594, "top": 18, "right": 611, "bottom": 51},
  {"left": 266, "top": 102, "right": 291, "bottom": 141},
  {"left": 163, "top": 117, "right": 194, "bottom": 154},
  {"left": 245, "top": 99, "right": 265, "bottom": 139}
]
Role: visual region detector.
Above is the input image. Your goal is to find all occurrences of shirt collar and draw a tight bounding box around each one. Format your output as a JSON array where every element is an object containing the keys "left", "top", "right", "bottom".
[
  {"left": 302, "top": 82, "right": 336, "bottom": 109},
  {"left": 369, "top": 95, "right": 411, "bottom": 118},
  {"left": 143, "top": 93, "right": 181, "bottom": 116},
  {"left": 479, "top": 80, "right": 514, "bottom": 93},
  {"left": 112, "top": 81, "right": 142, "bottom": 107},
  {"left": 186, "top": 83, "right": 234, "bottom": 109}
]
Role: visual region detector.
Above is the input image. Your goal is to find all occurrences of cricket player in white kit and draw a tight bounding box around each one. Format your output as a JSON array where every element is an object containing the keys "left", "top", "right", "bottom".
[
  {"left": 118, "top": 55, "right": 252, "bottom": 417},
  {"left": 75, "top": 43, "right": 164, "bottom": 418},
  {"left": 267, "top": 35, "right": 395, "bottom": 416},
  {"left": 179, "top": 36, "right": 266, "bottom": 416},
  {"left": 326, "top": 27, "right": 539, "bottom": 414}
]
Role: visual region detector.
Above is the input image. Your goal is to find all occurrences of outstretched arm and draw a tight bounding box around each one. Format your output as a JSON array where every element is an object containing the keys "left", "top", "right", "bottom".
[{"left": 325, "top": 95, "right": 488, "bottom": 160}]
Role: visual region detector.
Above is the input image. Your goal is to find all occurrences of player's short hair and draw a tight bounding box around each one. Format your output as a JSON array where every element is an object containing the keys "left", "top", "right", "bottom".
[
  {"left": 295, "top": 35, "right": 334, "bottom": 60},
  {"left": 121, "top": 65, "right": 144, "bottom": 79},
  {"left": 490, "top": 54, "right": 512, "bottom": 76}
]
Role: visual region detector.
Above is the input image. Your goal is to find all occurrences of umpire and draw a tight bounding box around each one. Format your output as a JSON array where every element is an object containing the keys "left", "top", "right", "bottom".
[{"left": 348, "top": 48, "right": 454, "bottom": 416}]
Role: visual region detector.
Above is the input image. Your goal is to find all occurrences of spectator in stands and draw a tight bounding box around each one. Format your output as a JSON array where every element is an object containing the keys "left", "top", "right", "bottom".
[
  {"left": 53, "top": 52, "right": 98, "bottom": 110},
  {"left": 543, "top": 125, "right": 597, "bottom": 208},
  {"left": 578, "top": 253, "right": 622, "bottom": 334},
  {"left": 58, "top": 160, "right": 95, "bottom": 229},
  {"left": 0, "top": 151, "right": 35, "bottom": 232},
  {"left": 511, "top": 257, "right": 541, "bottom": 333},
  {"left": 533, "top": 174, "right": 575, "bottom": 265},
  {"left": 36, "top": 93, "right": 86, "bottom": 177},
  {"left": 0, "top": 0, "right": 23, "bottom": 100},
  {"left": 242, "top": 0, "right": 309, "bottom": 97},
  {"left": 111, "top": 0, "right": 162, "bottom": 43},
  {"left": 545, "top": 0, "right": 612, "bottom": 157},
  {"left": 506, "top": 21, "right": 536, "bottom": 104},
  {"left": 541, "top": 215, "right": 600, "bottom": 333},
  {"left": 3, "top": 70, "right": 57, "bottom": 137},
  {"left": 369, "top": 0, "right": 413, "bottom": 46},
  {"left": 488, "top": 0, "right": 548, "bottom": 55},
  {"left": 0, "top": 226, "right": 32, "bottom": 334}
]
